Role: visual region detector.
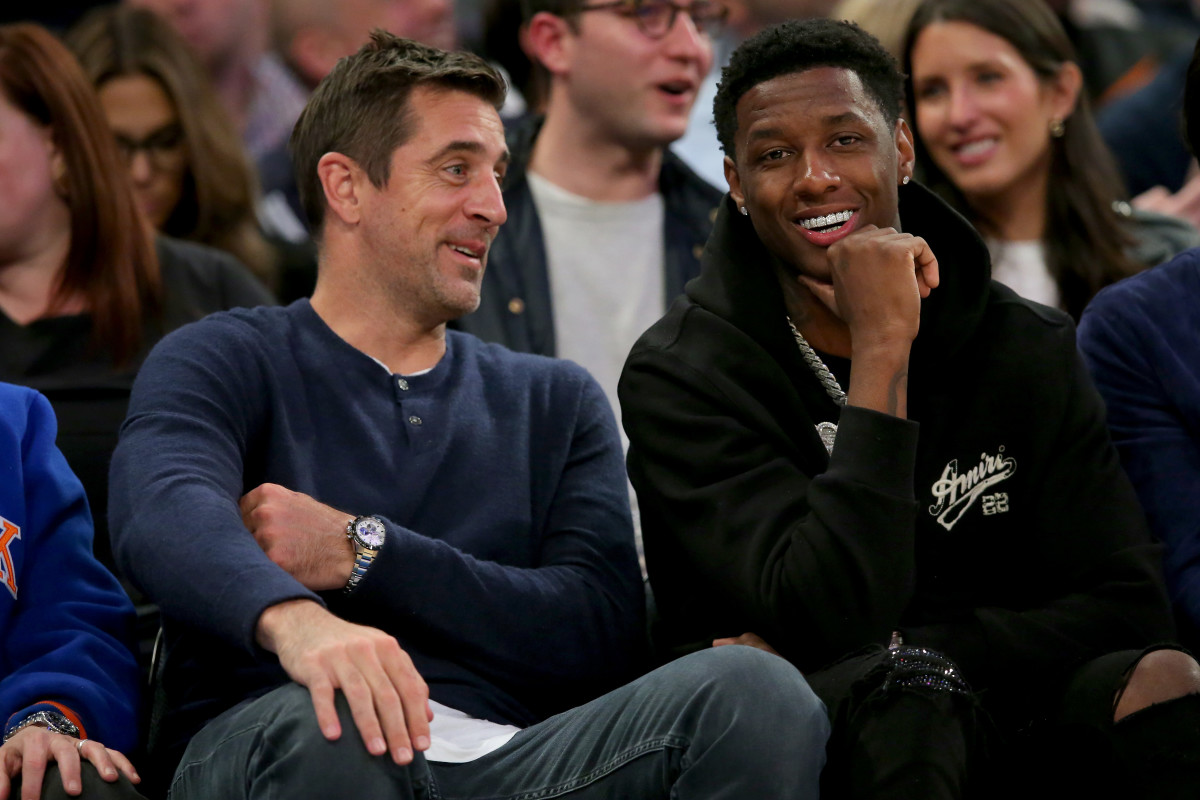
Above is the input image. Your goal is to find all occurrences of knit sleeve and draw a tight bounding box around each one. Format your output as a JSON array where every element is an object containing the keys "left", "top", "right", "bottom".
[{"left": 109, "top": 316, "right": 320, "bottom": 654}]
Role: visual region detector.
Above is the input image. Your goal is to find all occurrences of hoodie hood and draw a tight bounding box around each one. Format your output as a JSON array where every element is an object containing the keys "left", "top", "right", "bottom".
[{"left": 686, "top": 180, "right": 993, "bottom": 384}]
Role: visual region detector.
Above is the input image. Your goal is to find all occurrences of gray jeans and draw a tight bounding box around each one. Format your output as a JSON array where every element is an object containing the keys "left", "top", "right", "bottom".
[{"left": 168, "top": 646, "right": 829, "bottom": 799}]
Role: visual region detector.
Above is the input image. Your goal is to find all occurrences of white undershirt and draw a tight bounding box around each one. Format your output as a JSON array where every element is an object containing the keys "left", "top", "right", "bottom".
[
  {"left": 528, "top": 172, "right": 665, "bottom": 573},
  {"left": 987, "top": 238, "right": 1061, "bottom": 309},
  {"left": 425, "top": 700, "right": 521, "bottom": 763}
]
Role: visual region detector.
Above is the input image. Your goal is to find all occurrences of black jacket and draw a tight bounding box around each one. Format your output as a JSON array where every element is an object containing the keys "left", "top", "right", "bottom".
[
  {"left": 620, "top": 182, "right": 1173, "bottom": 721},
  {"left": 453, "top": 116, "right": 722, "bottom": 355}
]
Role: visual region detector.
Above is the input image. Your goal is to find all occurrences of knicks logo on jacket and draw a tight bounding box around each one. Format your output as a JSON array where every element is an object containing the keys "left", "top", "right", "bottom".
[
  {"left": 0, "top": 517, "right": 19, "bottom": 599},
  {"left": 928, "top": 447, "right": 1017, "bottom": 531}
]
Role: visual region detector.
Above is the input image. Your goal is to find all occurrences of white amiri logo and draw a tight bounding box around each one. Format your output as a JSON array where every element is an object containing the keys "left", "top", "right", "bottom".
[{"left": 928, "top": 447, "right": 1017, "bottom": 531}]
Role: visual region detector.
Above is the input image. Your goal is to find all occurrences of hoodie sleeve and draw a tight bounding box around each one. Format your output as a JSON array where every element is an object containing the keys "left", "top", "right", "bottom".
[
  {"left": 0, "top": 389, "right": 139, "bottom": 752},
  {"left": 622, "top": 333, "right": 921, "bottom": 672}
]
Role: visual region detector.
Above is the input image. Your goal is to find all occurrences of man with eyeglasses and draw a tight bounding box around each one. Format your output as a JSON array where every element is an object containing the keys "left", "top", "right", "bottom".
[{"left": 454, "top": 0, "right": 725, "bottom": 565}]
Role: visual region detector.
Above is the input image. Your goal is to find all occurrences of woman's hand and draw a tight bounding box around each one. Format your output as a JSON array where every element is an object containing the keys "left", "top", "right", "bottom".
[{"left": 0, "top": 727, "right": 140, "bottom": 800}]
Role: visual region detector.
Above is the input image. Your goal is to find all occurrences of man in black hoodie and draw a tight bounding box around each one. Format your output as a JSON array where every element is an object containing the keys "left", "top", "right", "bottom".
[{"left": 620, "top": 17, "right": 1200, "bottom": 800}]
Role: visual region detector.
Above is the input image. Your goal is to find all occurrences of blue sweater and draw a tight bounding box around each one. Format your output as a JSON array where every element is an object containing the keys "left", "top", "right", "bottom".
[
  {"left": 1079, "top": 249, "right": 1200, "bottom": 632},
  {"left": 0, "top": 384, "right": 138, "bottom": 751},
  {"left": 109, "top": 301, "right": 644, "bottom": 757}
]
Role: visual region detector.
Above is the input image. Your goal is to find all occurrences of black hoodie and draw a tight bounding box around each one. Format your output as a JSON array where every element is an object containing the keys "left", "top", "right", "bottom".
[{"left": 620, "top": 182, "right": 1173, "bottom": 725}]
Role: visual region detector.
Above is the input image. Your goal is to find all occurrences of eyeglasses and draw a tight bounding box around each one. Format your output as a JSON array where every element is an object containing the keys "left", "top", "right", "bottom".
[
  {"left": 113, "top": 124, "right": 186, "bottom": 172},
  {"left": 579, "top": 0, "right": 728, "bottom": 39}
]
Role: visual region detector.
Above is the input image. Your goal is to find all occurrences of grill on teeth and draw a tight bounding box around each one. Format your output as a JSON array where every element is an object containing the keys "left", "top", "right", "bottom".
[{"left": 801, "top": 210, "right": 852, "bottom": 230}]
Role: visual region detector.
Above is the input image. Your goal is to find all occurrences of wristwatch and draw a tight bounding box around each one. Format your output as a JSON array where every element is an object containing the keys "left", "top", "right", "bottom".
[
  {"left": 345, "top": 515, "right": 386, "bottom": 594},
  {"left": 4, "top": 710, "right": 80, "bottom": 742}
]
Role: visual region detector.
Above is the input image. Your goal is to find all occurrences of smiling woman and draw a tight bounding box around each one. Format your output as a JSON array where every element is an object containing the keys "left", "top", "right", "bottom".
[{"left": 902, "top": 0, "right": 1200, "bottom": 319}]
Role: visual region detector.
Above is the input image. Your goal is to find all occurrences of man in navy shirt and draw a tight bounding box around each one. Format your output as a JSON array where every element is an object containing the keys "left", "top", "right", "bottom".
[{"left": 109, "top": 32, "right": 829, "bottom": 800}]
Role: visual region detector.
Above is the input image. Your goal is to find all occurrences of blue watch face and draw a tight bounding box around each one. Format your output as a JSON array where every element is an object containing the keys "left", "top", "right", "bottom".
[{"left": 355, "top": 518, "right": 386, "bottom": 549}]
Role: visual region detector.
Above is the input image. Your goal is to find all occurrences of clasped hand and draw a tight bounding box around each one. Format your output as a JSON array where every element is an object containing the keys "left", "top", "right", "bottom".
[{"left": 240, "top": 482, "right": 355, "bottom": 591}]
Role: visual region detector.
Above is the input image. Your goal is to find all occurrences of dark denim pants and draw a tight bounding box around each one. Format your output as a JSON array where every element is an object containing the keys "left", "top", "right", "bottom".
[{"left": 168, "top": 646, "right": 830, "bottom": 800}]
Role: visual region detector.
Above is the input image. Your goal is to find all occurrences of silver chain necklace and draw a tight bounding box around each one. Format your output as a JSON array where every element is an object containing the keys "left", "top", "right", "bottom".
[{"left": 787, "top": 317, "right": 845, "bottom": 455}]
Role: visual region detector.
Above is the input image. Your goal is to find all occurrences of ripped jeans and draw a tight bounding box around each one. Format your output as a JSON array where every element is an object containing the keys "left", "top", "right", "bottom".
[{"left": 807, "top": 644, "right": 1200, "bottom": 800}]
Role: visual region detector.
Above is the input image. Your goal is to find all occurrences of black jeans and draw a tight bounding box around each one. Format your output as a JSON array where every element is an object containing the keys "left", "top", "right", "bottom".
[
  {"left": 807, "top": 645, "right": 1200, "bottom": 800},
  {"left": 807, "top": 646, "right": 979, "bottom": 800}
]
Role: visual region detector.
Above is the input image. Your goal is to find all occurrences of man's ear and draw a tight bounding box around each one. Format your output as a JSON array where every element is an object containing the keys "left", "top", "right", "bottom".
[
  {"left": 317, "top": 152, "right": 364, "bottom": 227},
  {"left": 524, "top": 11, "right": 575, "bottom": 77},
  {"left": 895, "top": 118, "right": 915, "bottom": 184},
  {"left": 724, "top": 155, "right": 744, "bottom": 208}
]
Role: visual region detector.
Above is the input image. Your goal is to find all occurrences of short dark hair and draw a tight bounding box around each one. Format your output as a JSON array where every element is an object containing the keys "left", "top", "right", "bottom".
[
  {"left": 713, "top": 18, "right": 904, "bottom": 159},
  {"left": 290, "top": 30, "right": 507, "bottom": 235}
]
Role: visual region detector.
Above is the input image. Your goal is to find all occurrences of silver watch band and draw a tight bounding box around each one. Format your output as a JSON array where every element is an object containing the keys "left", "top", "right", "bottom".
[
  {"left": 4, "top": 710, "right": 79, "bottom": 742},
  {"left": 345, "top": 548, "right": 377, "bottom": 593},
  {"left": 344, "top": 516, "right": 385, "bottom": 594}
]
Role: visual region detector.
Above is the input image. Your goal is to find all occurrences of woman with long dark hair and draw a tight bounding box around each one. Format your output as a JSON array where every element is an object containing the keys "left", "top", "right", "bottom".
[{"left": 902, "top": 0, "right": 1198, "bottom": 319}]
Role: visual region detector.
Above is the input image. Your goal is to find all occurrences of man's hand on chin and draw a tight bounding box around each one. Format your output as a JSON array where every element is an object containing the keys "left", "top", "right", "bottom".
[
  {"left": 827, "top": 224, "right": 939, "bottom": 352},
  {"left": 256, "top": 600, "right": 434, "bottom": 766}
]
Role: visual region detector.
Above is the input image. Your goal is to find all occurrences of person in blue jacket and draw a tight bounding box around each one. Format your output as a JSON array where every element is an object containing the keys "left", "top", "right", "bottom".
[
  {"left": 0, "top": 383, "right": 142, "bottom": 799},
  {"left": 1079, "top": 36, "right": 1200, "bottom": 650}
]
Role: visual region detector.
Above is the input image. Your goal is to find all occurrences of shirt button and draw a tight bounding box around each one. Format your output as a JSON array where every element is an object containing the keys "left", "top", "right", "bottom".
[
  {"left": 408, "top": 415, "right": 422, "bottom": 426},
  {"left": 397, "top": 378, "right": 409, "bottom": 391},
  {"left": 507, "top": 297, "right": 525, "bottom": 314}
]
